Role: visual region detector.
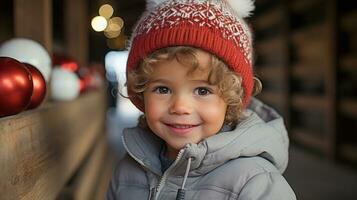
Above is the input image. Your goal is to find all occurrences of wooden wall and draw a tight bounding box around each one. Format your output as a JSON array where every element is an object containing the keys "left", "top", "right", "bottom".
[
  {"left": 253, "top": 0, "right": 357, "bottom": 163},
  {"left": 0, "top": 1, "right": 112, "bottom": 199},
  {"left": 0, "top": 91, "right": 108, "bottom": 200}
]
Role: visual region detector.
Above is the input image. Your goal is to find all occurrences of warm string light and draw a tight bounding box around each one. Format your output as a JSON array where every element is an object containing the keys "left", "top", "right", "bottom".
[
  {"left": 104, "top": 17, "right": 124, "bottom": 38},
  {"left": 91, "top": 4, "right": 126, "bottom": 43},
  {"left": 99, "top": 4, "right": 114, "bottom": 19},
  {"left": 91, "top": 16, "right": 107, "bottom": 32}
]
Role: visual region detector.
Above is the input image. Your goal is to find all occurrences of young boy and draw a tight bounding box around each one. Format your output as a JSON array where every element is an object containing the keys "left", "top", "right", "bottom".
[{"left": 106, "top": 0, "right": 296, "bottom": 199}]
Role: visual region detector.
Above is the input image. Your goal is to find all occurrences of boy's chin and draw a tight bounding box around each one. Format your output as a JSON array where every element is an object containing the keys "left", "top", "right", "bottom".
[
  {"left": 165, "top": 141, "right": 189, "bottom": 151},
  {"left": 165, "top": 139, "right": 199, "bottom": 150},
  {"left": 166, "top": 143, "right": 186, "bottom": 151}
]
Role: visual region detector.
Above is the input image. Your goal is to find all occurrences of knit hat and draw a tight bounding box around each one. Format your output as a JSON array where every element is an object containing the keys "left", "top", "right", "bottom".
[{"left": 127, "top": 0, "right": 255, "bottom": 111}]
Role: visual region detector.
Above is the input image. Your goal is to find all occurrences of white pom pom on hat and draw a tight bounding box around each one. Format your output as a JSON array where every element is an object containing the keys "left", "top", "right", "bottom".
[{"left": 226, "top": 0, "right": 255, "bottom": 18}]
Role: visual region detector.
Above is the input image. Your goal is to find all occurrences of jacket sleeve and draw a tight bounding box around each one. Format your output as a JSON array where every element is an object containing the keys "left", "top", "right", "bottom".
[{"left": 237, "top": 172, "right": 297, "bottom": 200}]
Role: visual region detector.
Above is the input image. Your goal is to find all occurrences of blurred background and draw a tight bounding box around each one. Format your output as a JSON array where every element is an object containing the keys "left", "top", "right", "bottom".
[{"left": 0, "top": 0, "right": 356, "bottom": 199}]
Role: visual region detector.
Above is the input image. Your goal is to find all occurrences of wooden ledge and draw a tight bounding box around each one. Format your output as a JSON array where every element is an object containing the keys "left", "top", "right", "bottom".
[{"left": 0, "top": 90, "right": 107, "bottom": 200}]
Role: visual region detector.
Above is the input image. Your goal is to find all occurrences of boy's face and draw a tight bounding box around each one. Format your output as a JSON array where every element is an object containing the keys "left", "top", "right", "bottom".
[{"left": 143, "top": 50, "right": 227, "bottom": 160}]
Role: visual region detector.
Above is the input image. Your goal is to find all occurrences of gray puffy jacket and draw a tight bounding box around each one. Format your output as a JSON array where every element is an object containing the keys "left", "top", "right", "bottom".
[{"left": 106, "top": 98, "right": 297, "bottom": 200}]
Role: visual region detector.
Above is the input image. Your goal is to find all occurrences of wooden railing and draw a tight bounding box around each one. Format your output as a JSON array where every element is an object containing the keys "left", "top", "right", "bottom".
[{"left": 0, "top": 90, "right": 111, "bottom": 200}]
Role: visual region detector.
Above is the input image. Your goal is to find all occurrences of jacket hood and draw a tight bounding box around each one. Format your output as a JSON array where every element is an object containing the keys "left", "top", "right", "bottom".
[{"left": 122, "top": 98, "right": 290, "bottom": 176}]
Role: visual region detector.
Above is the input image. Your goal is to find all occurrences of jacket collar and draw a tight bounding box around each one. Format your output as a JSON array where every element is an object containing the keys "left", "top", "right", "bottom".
[
  {"left": 122, "top": 98, "right": 290, "bottom": 176},
  {"left": 122, "top": 111, "right": 262, "bottom": 176}
]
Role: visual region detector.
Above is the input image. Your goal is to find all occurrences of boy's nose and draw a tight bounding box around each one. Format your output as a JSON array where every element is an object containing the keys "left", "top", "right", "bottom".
[{"left": 169, "top": 95, "right": 192, "bottom": 115}]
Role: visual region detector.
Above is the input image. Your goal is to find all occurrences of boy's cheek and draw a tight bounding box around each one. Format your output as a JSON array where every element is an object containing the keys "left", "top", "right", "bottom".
[
  {"left": 198, "top": 99, "right": 227, "bottom": 116},
  {"left": 144, "top": 97, "right": 163, "bottom": 119}
]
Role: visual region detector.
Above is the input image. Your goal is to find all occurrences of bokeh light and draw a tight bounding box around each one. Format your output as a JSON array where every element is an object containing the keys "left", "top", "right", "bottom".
[
  {"left": 104, "top": 17, "right": 124, "bottom": 38},
  {"left": 110, "top": 17, "right": 124, "bottom": 29},
  {"left": 99, "top": 4, "right": 114, "bottom": 19},
  {"left": 91, "top": 16, "right": 107, "bottom": 32}
]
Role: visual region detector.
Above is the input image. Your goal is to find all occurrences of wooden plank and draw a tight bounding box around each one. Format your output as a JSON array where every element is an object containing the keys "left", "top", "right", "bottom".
[
  {"left": 292, "top": 94, "right": 328, "bottom": 111},
  {"left": 64, "top": 0, "right": 88, "bottom": 66},
  {"left": 340, "top": 144, "right": 357, "bottom": 163},
  {"left": 277, "top": 0, "right": 290, "bottom": 128},
  {"left": 256, "top": 66, "right": 285, "bottom": 81},
  {"left": 291, "top": 128, "right": 328, "bottom": 152},
  {"left": 340, "top": 11, "right": 357, "bottom": 33},
  {"left": 256, "top": 37, "right": 285, "bottom": 56},
  {"left": 340, "top": 98, "right": 357, "bottom": 118},
  {"left": 340, "top": 55, "right": 357, "bottom": 73},
  {"left": 14, "top": 0, "right": 52, "bottom": 52},
  {"left": 292, "top": 63, "right": 324, "bottom": 79},
  {"left": 257, "top": 91, "right": 286, "bottom": 114},
  {"left": 73, "top": 135, "right": 108, "bottom": 200},
  {"left": 57, "top": 135, "right": 110, "bottom": 200},
  {"left": 258, "top": 91, "right": 284, "bottom": 104},
  {"left": 291, "top": 24, "right": 330, "bottom": 65},
  {"left": 0, "top": 90, "right": 107, "bottom": 200},
  {"left": 324, "top": 0, "right": 337, "bottom": 160},
  {"left": 291, "top": 23, "right": 327, "bottom": 43},
  {"left": 291, "top": 0, "right": 321, "bottom": 12},
  {"left": 287, "top": 0, "right": 337, "bottom": 160},
  {"left": 253, "top": 6, "right": 284, "bottom": 30},
  {"left": 93, "top": 152, "right": 116, "bottom": 200}
]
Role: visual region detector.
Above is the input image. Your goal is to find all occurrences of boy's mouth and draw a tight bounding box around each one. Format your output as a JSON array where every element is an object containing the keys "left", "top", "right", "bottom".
[
  {"left": 164, "top": 123, "right": 200, "bottom": 128},
  {"left": 164, "top": 123, "right": 200, "bottom": 135}
]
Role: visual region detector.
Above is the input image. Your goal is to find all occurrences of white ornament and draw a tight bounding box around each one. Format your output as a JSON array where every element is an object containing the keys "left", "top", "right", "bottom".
[
  {"left": 0, "top": 38, "right": 52, "bottom": 82},
  {"left": 50, "top": 68, "right": 80, "bottom": 101}
]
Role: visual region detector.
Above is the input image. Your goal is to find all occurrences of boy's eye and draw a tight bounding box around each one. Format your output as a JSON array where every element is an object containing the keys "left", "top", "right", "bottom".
[
  {"left": 153, "top": 86, "right": 171, "bottom": 94},
  {"left": 194, "top": 87, "right": 212, "bottom": 96}
]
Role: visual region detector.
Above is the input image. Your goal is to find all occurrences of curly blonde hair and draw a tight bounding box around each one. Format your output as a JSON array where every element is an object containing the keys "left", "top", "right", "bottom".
[{"left": 127, "top": 46, "right": 261, "bottom": 126}]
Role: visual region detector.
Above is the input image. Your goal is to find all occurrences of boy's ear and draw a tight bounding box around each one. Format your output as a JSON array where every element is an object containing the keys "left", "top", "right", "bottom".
[{"left": 252, "top": 77, "right": 262, "bottom": 96}]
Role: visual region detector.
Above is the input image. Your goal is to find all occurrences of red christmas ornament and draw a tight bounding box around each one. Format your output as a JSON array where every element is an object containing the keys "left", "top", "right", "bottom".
[
  {"left": 52, "top": 54, "right": 79, "bottom": 72},
  {"left": 0, "top": 57, "right": 33, "bottom": 117},
  {"left": 23, "top": 63, "right": 47, "bottom": 109},
  {"left": 77, "top": 67, "right": 103, "bottom": 93},
  {"left": 77, "top": 67, "right": 91, "bottom": 93},
  {"left": 79, "top": 75, "right": 92, "bottom": 93}
]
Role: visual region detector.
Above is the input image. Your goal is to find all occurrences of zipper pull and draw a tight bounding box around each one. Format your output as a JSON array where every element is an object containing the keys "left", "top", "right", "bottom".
[
  {"left": 175, "top": 156, "right": 192, "bottom": 200},
  {"left": 149, "top": 187, "right": 156, "bottom": 200},
  {"left": 176, "top": 188, "right": 186, "bottom": 200}
]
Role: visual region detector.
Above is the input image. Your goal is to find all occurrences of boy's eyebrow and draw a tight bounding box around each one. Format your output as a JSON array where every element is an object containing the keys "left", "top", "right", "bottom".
[
  {"left": 189, "top": 79, "right": 209, "bottom": 83},
  {"left": 149, "top": 78, "right": 209, "bottom": 84},
  {"left": 148, "top": 79, "right": 171, "bottom": 84}
]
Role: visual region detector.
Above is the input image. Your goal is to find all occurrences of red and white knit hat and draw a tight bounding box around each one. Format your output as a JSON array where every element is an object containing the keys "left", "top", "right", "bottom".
[{"left": 127, "top": 0, "right": 255, "bottom": 111}]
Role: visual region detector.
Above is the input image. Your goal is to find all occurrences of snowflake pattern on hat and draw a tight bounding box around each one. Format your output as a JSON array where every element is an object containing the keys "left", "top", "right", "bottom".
[{"left": 134, "top": 0, "right": 252, "bottom": 64}]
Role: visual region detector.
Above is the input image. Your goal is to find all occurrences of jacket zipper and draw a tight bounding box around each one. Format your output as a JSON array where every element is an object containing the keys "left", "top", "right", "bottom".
[
  {"left": 123, "top": 134, "right": 189, "bottom": 200},
  {"left": 154, "top": 148, "right": 186, "bottom": 200},
  {"left": 149, "top": 187, "right": 156, "bottom": 200}
]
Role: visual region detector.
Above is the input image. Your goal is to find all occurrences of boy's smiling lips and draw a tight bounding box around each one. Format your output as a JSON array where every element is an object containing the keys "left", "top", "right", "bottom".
[{"left": 163, "top": 122, "right": 201, "bottom": 135}]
